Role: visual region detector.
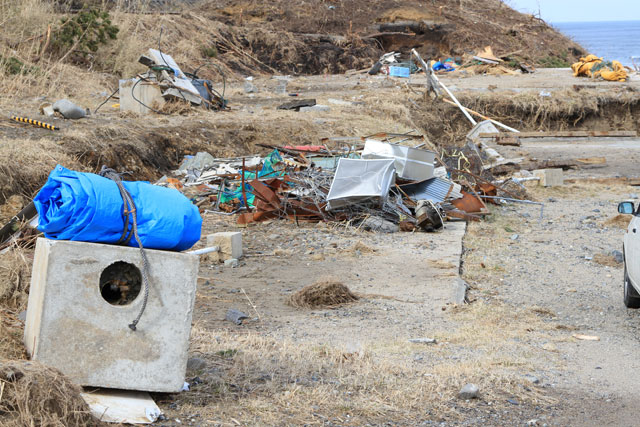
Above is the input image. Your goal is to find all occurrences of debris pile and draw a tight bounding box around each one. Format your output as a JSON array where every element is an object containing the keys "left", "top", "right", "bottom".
[
  {"left": 118, "top": 48, "right": 227, "bottom": 115},
  {"left": 367, "top": 45, "right": 533, "bottom": 78},
  {"left": 162, "top": 131, "right": 502, "bottom": 231}
]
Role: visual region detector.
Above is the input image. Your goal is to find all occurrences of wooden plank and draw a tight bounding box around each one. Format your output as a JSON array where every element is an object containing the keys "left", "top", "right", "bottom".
[
  {"left": 496, "top": 137, "right": 521, "bottom": 146},
  {"left": 479, "top": 130, "right": 637, "bottom": 138},
  {"left": 489, "top": 159, "right": 581, "bottom": 174},
  {"left": 576, "top": 157, "right": 607, "bottom": 165}
]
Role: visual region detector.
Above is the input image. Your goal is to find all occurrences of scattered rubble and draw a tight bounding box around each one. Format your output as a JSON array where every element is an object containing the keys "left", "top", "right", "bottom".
[
  {"left": 118, "top": 48, "right": 227, "bottom": 115},
  {"left": 225, "top": 309, "right": 249, "bottom": 325},
  {"left": 459, "top": 383, "right": 480, "bottom": 399},
  {"left": 52, "top": 99, "right": 88, "bottom": 119},
  {"left": 408, "top": 338, "right": 437, "bottom": 344}
]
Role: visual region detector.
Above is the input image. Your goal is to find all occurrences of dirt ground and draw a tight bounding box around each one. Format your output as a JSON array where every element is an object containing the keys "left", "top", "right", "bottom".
[
  {"left": 152, "top": 181, "right": 640, "bottom": 426},
  {"left": 462, "top": 182, "right": 640, "bottom": 426}
]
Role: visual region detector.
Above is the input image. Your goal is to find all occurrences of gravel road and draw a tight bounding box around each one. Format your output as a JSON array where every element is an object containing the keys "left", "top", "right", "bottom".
[{"left": 463, "top": 181, "right": 640, "bottom": 426}]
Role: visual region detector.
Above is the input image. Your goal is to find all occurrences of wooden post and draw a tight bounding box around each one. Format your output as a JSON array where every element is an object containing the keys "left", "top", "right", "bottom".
[
  {"left": 412, "top": 48, "right": 477, "bottom": 126},
  {"left": 241, "top": 157, "right": 249, "bottom": 210}
]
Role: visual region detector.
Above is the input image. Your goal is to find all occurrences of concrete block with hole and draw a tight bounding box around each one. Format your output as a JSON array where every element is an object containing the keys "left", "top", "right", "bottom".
[
  {"left": 206, "top": 231, "right": 242, "bottom": 262},
  {"left": 533, "top": 168, "right": 564, "bottom": 187},
  {"left": 23, "top": 238, "right": 199, "bottom": 392}
]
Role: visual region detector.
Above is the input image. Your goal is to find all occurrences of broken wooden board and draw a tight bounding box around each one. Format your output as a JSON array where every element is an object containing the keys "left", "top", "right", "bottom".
[
  {"left": 482, "top": 157, "right": 524, "bottom": 171},
  {"left": 572, "top": 334, "right": 600, "bottom": 341},
  {"left": 81, "top": 389, "right": 162, "bottom": 424},
  {"left": 495, "top": 136, "right": 521, "bottom": 146},
  {"left": 576, "top": 157, "right": 607, "bottom": 165},
  {"left": 479, "top": 130, "right": 638, "bottom": 138},
  {"left": 490, "top": 159, "right": 580, "bottom": 174}
]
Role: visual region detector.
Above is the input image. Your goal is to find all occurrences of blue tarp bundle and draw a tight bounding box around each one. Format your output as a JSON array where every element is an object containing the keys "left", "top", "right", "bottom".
[{"left": 34, "top": 165, "right": 202, "bottom": 251}]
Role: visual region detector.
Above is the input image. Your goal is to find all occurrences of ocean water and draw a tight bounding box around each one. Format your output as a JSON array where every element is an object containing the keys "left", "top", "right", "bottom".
[{"left": 554, "top": 21, "right": 640, "bottom": 67}]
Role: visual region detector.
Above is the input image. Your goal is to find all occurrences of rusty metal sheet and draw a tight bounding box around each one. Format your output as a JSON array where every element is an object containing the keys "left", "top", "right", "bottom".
[
  {"left": 237, "top": 210, "right": 278, "bottom": 225},
  {"left": 446, "top": 210, "right": 482, "bottom": 221},
  {"left": 451, "top": 191, "right": 486, "bottom": 214},
  {"left": 250, "top": 179, "right": 281, "bottom": 210}
]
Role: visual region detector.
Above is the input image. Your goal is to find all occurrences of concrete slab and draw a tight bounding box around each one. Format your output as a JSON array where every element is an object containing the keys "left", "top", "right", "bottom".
[
  {"left": 452, "top": 278, "right": 469, "bottom": 305},
  {"left": 206, "top": 231, "right": 242, "bottom": 262},
  {"left": 228, "top": 221, "right": 469, "bottom": 348},
  {"left": 533, "top": 168, "right": 564, "bottom": 186},
  {"left": 485, "top": 136, "right": 640, "bottom": 179},
  {"left": 119, "top": 79, "right": 165, "bottom": 115},
  {"left": 24, "top": 238, "right": 199, "bottom": 392},
  {"left": 300, "top": 105, "right": 331, "bottom": 112}
]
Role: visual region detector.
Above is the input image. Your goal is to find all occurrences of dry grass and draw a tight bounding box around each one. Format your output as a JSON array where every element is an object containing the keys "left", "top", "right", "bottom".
[
  {"left": 0, "top": 247, "right": 31, "bottom": 312},
  {"left": 444, "top": 302, "right": 555, "bottom": 349},
  {"left": 342, "top": 240, "right": 377, "bottom": 255},
  {"left": 287, "top": 279, "right": 359, "bottom": 309},
  {"left": 0, "top": 135, "right": 81, "bottom": 201},
  {"left": 593, "top": 253, "right": 621, "bottom": 267},
  {"left": 183, "top": 326, "right": 554, "bottom": 425},
  {"left": 0, "top": 195, "right": 24, "bottom": 224},
  {"left": 605, "top": 214, "right": 630, "bottom": 229},
  {"left": 158, "top": 99, "right": 193, "bottom": 115},
  {"left": 0, "top": 360, "right": 98, "bottom": 426},
  {"left": 428, "top": 259, "right": 457, "bottom": 269},
  {"left": 416, "top": 89, "right": 640, "bottom": 147},
  {"left": 0, "top": 247, "right": 32, "bottom": 361},
  {"left": 0, "top": 315, "right": 26, "bottom": 361}
]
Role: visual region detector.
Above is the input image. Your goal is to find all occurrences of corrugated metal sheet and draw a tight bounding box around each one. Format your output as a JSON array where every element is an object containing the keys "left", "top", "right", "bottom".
[{"left": 401, "top": 177, "right": 459, "bottom": 203}]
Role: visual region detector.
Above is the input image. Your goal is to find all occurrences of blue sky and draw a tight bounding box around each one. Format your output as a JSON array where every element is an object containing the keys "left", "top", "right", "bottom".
[{"left": 507, "top": 0, "right": 639, "bottom": 23}]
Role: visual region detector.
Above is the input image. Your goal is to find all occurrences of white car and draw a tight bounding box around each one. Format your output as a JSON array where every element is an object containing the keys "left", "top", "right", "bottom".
[{"left": 619, "top": 201, "right": 640, "bottom": 308}]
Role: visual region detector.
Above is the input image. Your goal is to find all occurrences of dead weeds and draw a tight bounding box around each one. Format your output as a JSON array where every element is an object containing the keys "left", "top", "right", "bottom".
[
  {"left": 0, "top": 248, "right": 32, "bottom": 312},
  {"left": 0, "top": 316, "right": 26, "bottom": 361},
  {"left": 184, "top": 327, "right": 554, "bottom": 425},
  {"left": 286, "top": 279, "right": 359, "bottom": 309},
  {"left": 593, "top": 253, "right": 621, "bottom": 267},
  {"left": 605, "top": 214, "right": 630, "bottom": 229},
  {"left": 0, "top": 360, "right": 98, "bottom": 427},
  {"left": 342, "top": 240, "right": 377, "bottom": 256}
]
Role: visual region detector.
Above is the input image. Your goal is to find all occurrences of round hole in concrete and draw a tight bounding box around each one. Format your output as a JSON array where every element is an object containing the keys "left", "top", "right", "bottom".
[{"left": 99, "top": 261, "right": 142, "bottom": 306}]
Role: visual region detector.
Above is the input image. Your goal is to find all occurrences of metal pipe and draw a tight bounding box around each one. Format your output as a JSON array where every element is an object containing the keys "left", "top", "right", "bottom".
[{"left": 187, "top": 246, "right": 220, "bottom": 255}]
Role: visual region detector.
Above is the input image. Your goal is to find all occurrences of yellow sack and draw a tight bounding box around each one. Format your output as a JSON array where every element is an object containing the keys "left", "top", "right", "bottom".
[
  {"left": 571, "top": 54, "right": 602, "bottom": 77},
  {"left": 571, "top": 55, "right": 627, "bottom": 81},
  {"left": 593, "top": 60, "right": 628, "bottom": 82}
]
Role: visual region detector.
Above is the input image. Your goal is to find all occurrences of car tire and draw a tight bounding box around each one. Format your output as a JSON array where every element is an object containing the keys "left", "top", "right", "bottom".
[{"left": 624, "top": 263, "right": 640, "bottom": 309}]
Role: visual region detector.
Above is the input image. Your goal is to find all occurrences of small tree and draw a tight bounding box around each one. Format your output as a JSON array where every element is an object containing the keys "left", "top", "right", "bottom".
[{"left": 51, "top": 8, "right": 119, "bottom": 64}]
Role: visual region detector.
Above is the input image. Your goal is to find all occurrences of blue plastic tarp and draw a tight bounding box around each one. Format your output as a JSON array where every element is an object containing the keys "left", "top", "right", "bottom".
[
  {"left": 432, "top": 61, "right": 456, "bottom": 72},
  {"left": 34, "top": 165, "right": 202, "bottom": 251},
  {"left": 219, "top": 149, "right": 284, "bottom": 207}
]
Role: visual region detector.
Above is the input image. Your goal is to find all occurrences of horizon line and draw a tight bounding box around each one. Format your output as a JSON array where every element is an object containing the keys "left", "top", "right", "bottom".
[{"left": 550, "top": 19, "right": 640, "bottom": 24}]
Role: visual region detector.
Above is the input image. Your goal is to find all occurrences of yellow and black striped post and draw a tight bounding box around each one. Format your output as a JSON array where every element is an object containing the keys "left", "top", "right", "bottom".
[{"left": 10, "top": 116, "right": 59, "bottom": 131}]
